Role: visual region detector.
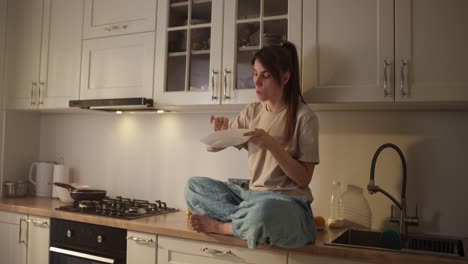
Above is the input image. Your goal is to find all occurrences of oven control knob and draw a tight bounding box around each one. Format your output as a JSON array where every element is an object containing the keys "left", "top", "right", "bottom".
[
  {"left": 97, "top": 235, "right": 103, "bottom": 243},
  {"left": 66, "top": 230, "right": 72, "bottom": 238}
]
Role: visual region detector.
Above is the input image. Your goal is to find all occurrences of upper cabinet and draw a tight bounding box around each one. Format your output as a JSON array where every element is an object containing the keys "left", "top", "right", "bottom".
[
  {"left": 80, "top": 0, "right": 157, "bottom": 100},
  {"left": 41, "top": 0, "right": 83, "bottom": 108},
  {"left": 394, "top": 0, "right": 468, "bottom": 102},
  {"left": 83, "top": 0, "right": 157, "bottom": 39},
  {"left": 80, "top": 32, "right": 155, "bottom": 99},
  {"left": 154, "top": 0, "right": 224, "bottom": 106},
  {"left": 5, "top": 0, "right": 467, "bottom": 110},
  {"left": 222, "top": 0, "right": 302, "bottom": 105},
  {"left": 302, "top": 0, "right": 468, "bottom": 103},
  {"left": 5, "top": 0, "right": 83, "bottom": 110},
  {"left": 302, "top": 0, "right": 393, "bottom": 103},
  {"left": 5, "top": 0, "right": 45, "bottom": 109},
  {"left": 154, "top": 0, "right": 302, "bottom": 106}
]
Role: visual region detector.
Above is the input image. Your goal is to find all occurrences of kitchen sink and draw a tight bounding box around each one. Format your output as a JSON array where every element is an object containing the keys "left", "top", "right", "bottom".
[{"left": 325, "top": 229, "right": 467, "bottom": 258}]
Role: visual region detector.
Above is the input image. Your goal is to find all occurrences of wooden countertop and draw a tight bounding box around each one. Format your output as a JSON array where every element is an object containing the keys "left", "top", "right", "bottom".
[{"left": 1, "top": 197, "right": 466, "bottom": 264}]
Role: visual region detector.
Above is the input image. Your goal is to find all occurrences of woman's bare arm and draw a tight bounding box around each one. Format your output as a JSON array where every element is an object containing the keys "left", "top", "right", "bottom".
[{"left": 244, "top": 128, "right": 315, "bottom": 187}]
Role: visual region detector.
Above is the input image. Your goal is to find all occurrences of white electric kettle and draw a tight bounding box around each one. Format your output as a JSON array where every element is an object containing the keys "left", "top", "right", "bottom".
[{"left": 29, "top": 162, "right": 54, "bottom": 197}]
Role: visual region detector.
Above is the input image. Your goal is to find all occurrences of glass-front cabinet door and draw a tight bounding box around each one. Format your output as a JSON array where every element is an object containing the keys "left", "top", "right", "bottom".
[
  {"left": 222, "top": 0, "right": 302, "bottom": 104},
  {"left": 155, "top": 0, "right": 223, "bottom": 105},
  {"left": 154, "top": 0, "right": 301, "bottom": 106}
]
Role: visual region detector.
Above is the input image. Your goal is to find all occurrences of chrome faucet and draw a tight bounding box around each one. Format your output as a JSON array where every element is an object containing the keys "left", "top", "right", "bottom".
[{"left": 367, "top": 143, "right": 419, "bottom": 239}]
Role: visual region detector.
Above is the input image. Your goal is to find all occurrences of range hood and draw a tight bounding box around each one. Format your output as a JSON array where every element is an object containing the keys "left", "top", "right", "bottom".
[{"left": 69, "top": 98, "right": 159, "bottom": 112}]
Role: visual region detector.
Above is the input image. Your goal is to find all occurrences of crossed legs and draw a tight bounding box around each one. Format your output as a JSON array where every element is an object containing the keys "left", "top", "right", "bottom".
[
  {"left": 185, "top": 176, "right": 316, "bottom": 248},
  {"left": 184, "top": 176, "right": 244, "bottom": 235}
]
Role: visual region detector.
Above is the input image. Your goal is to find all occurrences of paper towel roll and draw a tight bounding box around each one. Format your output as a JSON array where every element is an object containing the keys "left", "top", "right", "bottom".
[{"left": 52, "top": 164, "right": 70, "bottom": 198}]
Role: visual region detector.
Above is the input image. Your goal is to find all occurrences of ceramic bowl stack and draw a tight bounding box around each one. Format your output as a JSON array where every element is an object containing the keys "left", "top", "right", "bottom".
[{"left": 341, "top": 184, "right": 372, "bottom": 229}]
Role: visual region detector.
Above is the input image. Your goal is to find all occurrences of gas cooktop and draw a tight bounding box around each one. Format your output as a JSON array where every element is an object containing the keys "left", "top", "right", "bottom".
[{"left": 56, "top": 196, "right": 178, "bottom": 220}]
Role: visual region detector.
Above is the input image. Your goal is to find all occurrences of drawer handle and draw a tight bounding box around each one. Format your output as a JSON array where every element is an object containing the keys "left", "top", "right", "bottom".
[
  {"left": 201, "top": 247, "right": 233, "bottom": 256},
  {"left": 26, "top": 218, "right": 49, "bottom": 226},
  {"left": 126, "top": 236, "right": 155, "bottom": 245},
  {"left": 104, "top": 24, "right": 128, "bottom": 31}
]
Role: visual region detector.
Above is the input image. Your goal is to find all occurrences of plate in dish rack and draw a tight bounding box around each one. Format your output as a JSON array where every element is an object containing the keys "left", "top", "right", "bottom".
[{"left": 200, "top": 129, "right": 251, "bottom": 148}]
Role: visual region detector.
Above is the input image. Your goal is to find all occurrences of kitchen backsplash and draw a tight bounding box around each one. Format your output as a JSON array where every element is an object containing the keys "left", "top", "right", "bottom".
[{"left": 3, "top": 109, "right": 468, "bottom": 237}]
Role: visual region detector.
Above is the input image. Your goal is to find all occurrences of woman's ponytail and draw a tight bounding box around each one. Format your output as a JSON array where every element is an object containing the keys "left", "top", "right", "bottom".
[{"left": 281, "top": 41, "right": 304, "bottom": 142}]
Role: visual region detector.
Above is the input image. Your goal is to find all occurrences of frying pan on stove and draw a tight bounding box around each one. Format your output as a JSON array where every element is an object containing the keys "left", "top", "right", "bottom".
[{"left": 54, "top": 182, "right": 107, "bottom": 201}]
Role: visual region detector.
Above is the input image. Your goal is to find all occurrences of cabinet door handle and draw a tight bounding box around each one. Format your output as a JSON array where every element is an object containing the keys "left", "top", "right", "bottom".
[
  {"left": 104, "top": 24, "right": 128, "bottom": 31},
  {"left": 383, "top": 60, "right": 391, "bottom": 97},
  {"left": 223, "top": 68, "right": 231, "bottom": 100},
  {"left": 19, "top": 218, "right": 26, "bottom": 244},
  {"left": 38, "top": 81, "right": 45, "bottom": 104},
  {"left": 31, "top": 82, "right": 37, "bottom": 105},
  {"left": 201, "top": 247, "right": 233, "bottom": 256},
  {"left": 126, "top": 236, "right": 155, "bottom": 245},
  {"left": 26, "top": 218, "right": 49, "bottom": 226},
  {"left": 210, "top": 69, "right": 218, "bottom": 100},
  {"left": 400, "top": 59, "right": 408, "bottom": 96}
]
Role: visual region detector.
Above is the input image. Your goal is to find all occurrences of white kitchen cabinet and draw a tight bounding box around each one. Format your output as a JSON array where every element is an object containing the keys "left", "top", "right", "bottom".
[
  {"left": 0, "top": 212, "right": 49, "bottom": 264},
  {"left": 394, "top": 0, "right": 468, "bottom": 102},
  {"left": 222, "top": 0, "right": 302, "bottom": 105},
  {"left": 5, "top": 0, "right": 44, "bottom": 109},
  {"left": 302, "top": 0, "right": 394, "bottom": 103},
  {"left": 40, "top": 0, "right": 83, "bottom": 109},
  {"left": 302, "top": 0, "right": 468, "bottom": 103},
  {"left": 79, "top": 0, "right": 157, "bottom": 100},
  {"left": 157, "top": 235, "right": 287, "bottom": 264},
  {"left": 289, "top": 252, "right": 372, "bottom": 264},
  {"left": 126, "top": 230, "right": 157, "bottom": 264},
  {"left": 5, "top": 0, "right": 83, "bottom": 109},
  {"left": 154, "top": 0, "right": 302, "bottom": 107},
  {"left": 80, "top": 32, "right": 156, "bottom": 99},
  {"left": 0, "top": 211, "right": 27, "bottom": 264},
  {"left": 83, "top": 0, "right": 157, "bottom": 39},
  {"left": 24, "top": 215, "right": 50, "bottom": 264}
]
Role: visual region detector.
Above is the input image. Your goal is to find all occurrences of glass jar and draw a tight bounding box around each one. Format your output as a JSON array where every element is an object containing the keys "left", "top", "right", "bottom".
[
  {"left": 328, "top": 180, "right": 344, "bottom": 228},
  {"left": 3, "top": 181, "right": 16, "bottom": 197},
  {"left": 2, "top": 181, "right": 28, "bottom": 197},
  {"left": 14, "top": 181, "right": 27, "bottom": 197}
]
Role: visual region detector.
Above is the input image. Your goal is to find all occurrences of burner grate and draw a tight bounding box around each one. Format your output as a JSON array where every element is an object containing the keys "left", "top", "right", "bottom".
[{"left": 56, "top": 197, "right": 178, "bottom": 220}]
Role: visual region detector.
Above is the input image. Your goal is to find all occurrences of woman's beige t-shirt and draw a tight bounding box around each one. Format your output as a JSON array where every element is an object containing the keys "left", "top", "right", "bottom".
[{"left": 231, "top": 101, "right": 319, "bottom": 202}]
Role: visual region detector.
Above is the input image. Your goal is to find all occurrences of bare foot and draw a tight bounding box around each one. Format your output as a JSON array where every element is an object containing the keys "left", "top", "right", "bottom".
[{"left": 189, "top": 214, "right": 233, "bottom": 235}]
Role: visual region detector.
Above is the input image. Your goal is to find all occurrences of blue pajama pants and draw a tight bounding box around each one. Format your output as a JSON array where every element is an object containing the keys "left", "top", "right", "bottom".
[{"left": 184, "top": 176, "right": 316, "bottom": 249}]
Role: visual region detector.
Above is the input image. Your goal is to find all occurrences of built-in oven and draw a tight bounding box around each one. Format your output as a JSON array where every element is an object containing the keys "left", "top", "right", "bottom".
[{"left": 50, "top": 218, "right": 126, "bottom": 264}]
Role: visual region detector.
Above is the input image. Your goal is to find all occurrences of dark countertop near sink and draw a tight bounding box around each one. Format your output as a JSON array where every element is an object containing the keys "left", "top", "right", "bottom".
[{"left": 1, "top": 197, "right": 466, "bottom": 264}]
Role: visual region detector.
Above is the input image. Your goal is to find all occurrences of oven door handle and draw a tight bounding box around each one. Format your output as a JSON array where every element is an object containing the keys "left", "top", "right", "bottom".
[{"left": 49, "top": 246, "right": 115, "bottom": 264}]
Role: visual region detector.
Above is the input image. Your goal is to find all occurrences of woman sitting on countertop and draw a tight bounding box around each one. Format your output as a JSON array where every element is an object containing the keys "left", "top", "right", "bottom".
[{"left": 184, "top": 41, "right": 320, "bottom": 249}]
